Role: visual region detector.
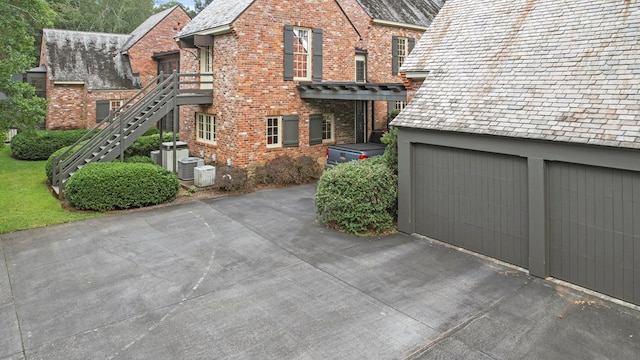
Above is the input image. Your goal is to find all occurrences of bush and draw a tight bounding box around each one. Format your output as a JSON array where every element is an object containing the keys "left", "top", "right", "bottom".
[
  {"left": 315, "top": 157, "right": 397, "bottom": 235},
  {"left": 125, "top": 155, "right": 156, "bottom": 165},
  {"left": 255, "top": 155, "right": 322, "bottom": 185},
  {"left": 124, "top": 132, "right": 177, "bottom": 158},
  {"left": 214, "top": 166, "right": 248, "bottom": 192},
  {"left": 65, "top": 162, "right": 179, "bottom": 211},
  {"left": 381, "top": 127, "right": 398, "bottom": 174},
  {"left": 11, "top": 129, "right": 89, "bottom": 160}
]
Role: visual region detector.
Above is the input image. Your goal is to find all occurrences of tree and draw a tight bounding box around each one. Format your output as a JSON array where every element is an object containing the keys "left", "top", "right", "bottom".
[
  {"left": 48, "top": 0, "right": 155, "bottom": 34},
  {"left": 194, "top": 0, "right": 212, "bottom": 14},
  {"left": 0, "top": 0, "right": 55, "bottom": 134}
]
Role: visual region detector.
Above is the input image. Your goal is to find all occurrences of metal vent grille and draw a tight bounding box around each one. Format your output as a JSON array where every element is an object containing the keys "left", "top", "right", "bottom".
[{"left": 177, "top": 157, "right": 205, "bottom": 180}]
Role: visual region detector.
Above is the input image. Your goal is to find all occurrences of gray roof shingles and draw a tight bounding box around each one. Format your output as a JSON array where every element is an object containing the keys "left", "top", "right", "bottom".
[
  {"left": 356, "top": 0, "right": 444, "bottom": 27},
  {"left": 393, "top": 0, "right": 640, "bottom": 149},
  {"left": 176, "top": 0, "right": 255, "bottom": 38},
  {"left": 43, "top": 29, "right": 137, "bottom": 90}
]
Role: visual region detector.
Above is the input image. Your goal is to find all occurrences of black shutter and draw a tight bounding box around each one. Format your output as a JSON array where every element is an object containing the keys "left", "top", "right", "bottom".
[
  {"left": 283, "top": 115, "right": 299, "bottom": 147},
  {"left": 312, "top": 28, "right": 323, "bottom": 81},
  {"left": 96, "top": 100, "right": 110, "bottom": 122},
  {"left": 283, "top": 25, "right": 294, "bottom": 81},
  {"left": 309, "top": 114, "right": 323, "bottom": 145},
  {"left": 392, "top": 36, "right": 399, "bottom": 75},
  {"left": 408, "top": 37, "right": 416, "bottom": 54}
]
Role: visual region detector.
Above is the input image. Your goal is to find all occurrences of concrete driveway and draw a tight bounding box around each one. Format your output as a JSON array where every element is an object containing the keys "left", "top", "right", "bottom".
[{"left": 1, "top": 183, "right": 639, "bottom": 359}]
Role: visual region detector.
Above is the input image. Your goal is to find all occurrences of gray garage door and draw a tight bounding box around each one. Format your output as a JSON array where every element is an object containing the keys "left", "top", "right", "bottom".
[
  {"left": 548, "top": 162, "right": 640, "bottom": 305},
  {"left": 413, "top": 145, "right": 529, "bottom": 268}
]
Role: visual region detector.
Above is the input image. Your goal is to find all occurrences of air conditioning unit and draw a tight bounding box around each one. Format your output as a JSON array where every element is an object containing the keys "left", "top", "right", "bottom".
[
  {"left": 161, "top": 141, "right": 189, "bottom": 171},
  {"left": 194, "top": 165, "right": 215, "bottom": 187},
  {"left": 178, "top": 157, "right": 205, "bottom": 180},
  {"left": 150, "top": 150, "right": 160, "bottom": 165}
]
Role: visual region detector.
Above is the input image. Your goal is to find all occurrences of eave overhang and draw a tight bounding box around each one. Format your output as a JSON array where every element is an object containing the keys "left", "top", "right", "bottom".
[
  {"left": 298, "top": 82, "right": 407, "bottom": 101},
  {"left": 372, "top": 19, "right": 428, "bottom": 31}
]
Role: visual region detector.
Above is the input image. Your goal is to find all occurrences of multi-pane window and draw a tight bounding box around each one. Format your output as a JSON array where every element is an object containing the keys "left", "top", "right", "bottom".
[
  {"left": 322, "top": 113, "right": 334, "bottom": 143},
  {"left": 266, "top": 116, "right": 282, "bottom": 148},
  {"left": 110, "top": 100, "right": 122, "bottom": 117},
  {"left": 396, "top": 37, "right": 408, "bottom": 68},
  {"left": 197, "top": 113, "right": 216, "bottom": 144},
  {"left": 200, "top": 46, "right": 213, "bottom": 89},
  {"left": 394, "top": 101, "right": 407, "bottom": 113},
  {"left": 293, "top": 27, "right": 311, "bottom": 80},
  {"left": 355, "top": 54, "right": 366, "bottom": 83}
]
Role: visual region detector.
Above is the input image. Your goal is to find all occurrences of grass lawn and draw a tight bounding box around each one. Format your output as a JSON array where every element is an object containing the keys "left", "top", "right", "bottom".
[{"left": 0, "top": 145, "right": 103, "bottom": 234}]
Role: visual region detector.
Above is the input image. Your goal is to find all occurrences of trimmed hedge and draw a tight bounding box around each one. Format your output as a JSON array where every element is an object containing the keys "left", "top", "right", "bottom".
[
  {"left": 255, "top": 155, "right": 322, "bottom": 185},
  {"left": 124, "top": 132, "right": 178, "bottom": 158},
  {"left": 315, "top": 157, "right": 397, "bottom": 235},
  {"left": 65, "top": 162, "right": 179, "bottom": 211},
  {"left": 11, "top": 130, "right": 89, "bottom": 160},
  {"left": 124, "top": 155, "right": 156, "bottom": 165}
]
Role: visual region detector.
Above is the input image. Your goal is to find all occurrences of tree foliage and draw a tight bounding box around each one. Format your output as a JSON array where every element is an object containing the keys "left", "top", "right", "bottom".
[
  {"left": 48, "top": 0, "right": 156, "bottom": 34},
  {"left": 194, "top": 0, "right": 212, "bottom": 14},
  {"left": 0, "top": 0, "right": 54, "bottom": 134}
]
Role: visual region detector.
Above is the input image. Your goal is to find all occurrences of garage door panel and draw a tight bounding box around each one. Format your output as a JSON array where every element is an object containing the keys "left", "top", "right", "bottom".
[
  {"left": 548, "top": 162, "right": 640, "bottom": 305},
  {"left": 413, "top": 145, "right": 529, "bottom": 268}
]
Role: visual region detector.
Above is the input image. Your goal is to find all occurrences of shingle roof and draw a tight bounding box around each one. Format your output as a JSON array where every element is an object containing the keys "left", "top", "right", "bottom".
[
  {"left": 356, "top": 0, "right": 444, "bottom": 27},
  {"left": 121, "top": 5, "right": 183, "bottom": 52},
  {"left": 42, "top": 29, "right": 138, "bottom": 90},
  {"left": 176, "top": 0, "right": 255, "bottom": 38},
  {"left": 393, "top": 0, "right": 640, "bottom": 149}
]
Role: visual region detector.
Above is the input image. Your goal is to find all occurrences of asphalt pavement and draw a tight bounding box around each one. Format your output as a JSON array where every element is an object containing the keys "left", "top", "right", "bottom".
[{"left": 1, "top": 183, "right": 639, "bottom": 359}]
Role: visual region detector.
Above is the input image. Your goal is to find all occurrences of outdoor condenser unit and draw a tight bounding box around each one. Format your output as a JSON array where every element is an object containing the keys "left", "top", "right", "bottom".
[
  {"left": 177, "top": 157, "right": 205, "bottom": 180},
  {"left": 150, "top": 150, "right": 160, "bottom": 165},
  {"left": 161, "top": 141, "right": 189, "bottom": 171},
  {"left": 194, "top": 165, "right": 216, "bottom": 187}
]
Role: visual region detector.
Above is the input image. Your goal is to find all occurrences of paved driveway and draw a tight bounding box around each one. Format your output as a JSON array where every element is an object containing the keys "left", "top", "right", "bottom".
[{"left": 1, "top": 184, "right": 639, "bottom": 359}]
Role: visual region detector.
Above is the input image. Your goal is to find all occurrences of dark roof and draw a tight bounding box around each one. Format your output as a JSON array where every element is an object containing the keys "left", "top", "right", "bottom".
[
  {"left": 121, "top": 5, "right": 184, "bottom": 52},
  {"left": 176, "top": 0, "right": 254, "bottom": 38},
  {"left": 298, "top": 82, "right": 406, "bottom": 101},
  {"left": 42, "top": 29, "right": 138, "bottom": 90},
  {"left": 355, "top": 0, "right": 444, "bottom": 27},
  {"left": 393, "top": 0, "right": 640, "bottom": 149}
]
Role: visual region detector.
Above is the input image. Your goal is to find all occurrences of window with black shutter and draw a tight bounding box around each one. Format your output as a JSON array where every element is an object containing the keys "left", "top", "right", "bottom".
[
  {"left": 309, "top": 114, "right": 323, "bottom": 145},
  {"left": 283, "top": 115, "right": 299, "bottom": 147}
]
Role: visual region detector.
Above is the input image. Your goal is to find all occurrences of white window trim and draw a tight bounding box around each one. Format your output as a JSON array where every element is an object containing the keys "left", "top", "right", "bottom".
[
  {"left": 110, "top": 100, "right": 123, "bottom": 116},
  {"left": 197, "top": 113, "right": 216, "bottom": 144},
  {"left": 322, "top": 113, "right": 335, "bottom": 143},
  {"left": 266, "top": 116, "right": 282, "bottom": 148},
  {"left": 293, "top": 27, "right": 312, "bottom": 81},
  {"left": 199, "top": 46, "right": 213, "bottom": 90}
]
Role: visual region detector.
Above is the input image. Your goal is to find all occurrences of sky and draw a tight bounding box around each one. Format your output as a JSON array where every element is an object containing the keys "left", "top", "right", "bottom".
[{"left": 157, "top": 0, "right": 196, "bottom": 9}]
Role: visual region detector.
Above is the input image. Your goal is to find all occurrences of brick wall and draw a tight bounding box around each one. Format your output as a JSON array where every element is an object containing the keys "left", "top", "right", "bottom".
[
  {"left": 127, "top": 7, "right": 190, "bottom": 86},
  {"left": 180, "top": 0, "right": 360, "bottom": 168}
]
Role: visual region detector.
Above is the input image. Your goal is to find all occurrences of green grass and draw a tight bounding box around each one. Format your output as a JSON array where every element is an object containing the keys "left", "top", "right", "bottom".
[{"left": 0, "top": 145, "right": 103, "bottom": 234}]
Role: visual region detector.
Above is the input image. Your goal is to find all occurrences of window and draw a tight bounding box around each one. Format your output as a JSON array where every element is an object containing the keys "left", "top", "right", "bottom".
[
  {"left": 267, "top": 115, "right": 299, "bottom": 148},
  {"left": 284, "top": 26, "right": 322, "bottom": 81},
  {"left": 266, "top": 116, "right": 282, "bottom": 148},
  {"left": 197, "top": 113, "right": 216, "bottom": 144},
  {"left": 392, "top": 36, "right": 415, "bottom": 75},
  {"left": 355, "top": 54, "right": 366, "bottom": 83},
  {"left": 293, "top": 28, "right": 311, "bottom": 80},
  {"left": 96, "top": 99, "right": 122, "bottom": 122},
  {"left": 394, "top": 101, "right": 407, "bottom": 113},
  {"left": 322, "top": 113, "right": 334, "bottom": 143},
  {"left": 199, "top": 46, "right": 213, "bottom": 89},
  {"left": 388, "top": 101, "right": 408, "bottom": 121}
]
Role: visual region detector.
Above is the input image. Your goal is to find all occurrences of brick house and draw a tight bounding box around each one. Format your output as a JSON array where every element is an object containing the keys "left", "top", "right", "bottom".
[
  {"left": 40, "top": 5, "right": 190, "bottom": 130},
  {"left": 175, "top": 0, "right": 443, "bottom": 168}
]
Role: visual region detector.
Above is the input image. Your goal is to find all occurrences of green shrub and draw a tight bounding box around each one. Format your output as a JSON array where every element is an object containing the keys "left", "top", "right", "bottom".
[
  {"left": 381, "top": 127, "right": 398, "bottom": 174},
  {"left": 255, "top": 155, "right": 322, "bottom": 185},
  {"left": 143, "top": 127, "right": 159, "bottom": 136},
  {"left": 315, "top": 157, "right": 397, "bottom": 235},
  {"left": 45, "top": 141, "right": 88, "bottom": 181},
  {"left": 124, "top": 132, "right": 178, "bottom": 158},
  {"left": 125, "top": 155, "right": 156, "bottom": 165},
  {"left": 11, "top": 129, "right": 89, "bottom": 160},
  {"left": 214, "top": 166, "right": 248, "bottom": 192},
  {"left": 65, "top": 162, "right": 179, "bottom": 211}
]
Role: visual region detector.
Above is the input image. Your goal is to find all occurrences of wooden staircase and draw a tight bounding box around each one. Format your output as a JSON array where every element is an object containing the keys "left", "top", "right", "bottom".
[{"left": 51, "top": 72, "right": 212, "bottom": 195}]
